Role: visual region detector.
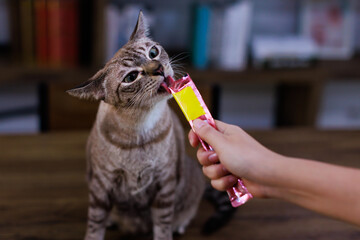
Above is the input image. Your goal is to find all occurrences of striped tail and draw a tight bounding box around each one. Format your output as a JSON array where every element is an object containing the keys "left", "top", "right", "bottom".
[{"left": 202, "top": 185, "right": 237, "bottom": 235}]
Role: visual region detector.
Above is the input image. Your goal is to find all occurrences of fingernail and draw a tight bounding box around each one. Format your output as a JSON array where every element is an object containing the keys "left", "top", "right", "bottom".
[
  {"left": 193, "top": 119, "right": 206, "bottom": 129},
  {"left": 208, "top": 153, "right": 218, "bottom": 163}
]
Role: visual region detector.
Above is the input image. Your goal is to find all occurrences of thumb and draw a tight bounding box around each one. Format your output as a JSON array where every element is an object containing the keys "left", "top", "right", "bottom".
[{"left": 193, "top": 119, "right": 225, "bottom": 150}]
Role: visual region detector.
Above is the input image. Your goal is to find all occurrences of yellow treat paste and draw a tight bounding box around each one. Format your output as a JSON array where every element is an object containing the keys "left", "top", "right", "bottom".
[{"left": 173, "top": 86, "right": 206, "bottom": 121}]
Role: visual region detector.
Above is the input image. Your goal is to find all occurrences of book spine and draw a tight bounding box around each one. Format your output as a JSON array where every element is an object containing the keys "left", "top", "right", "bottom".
[
  {"left": 20, "top": 0, "right": 35, "bottom": 65},
  {"left": 191, "top": 4, "right": 211, "bottom": 69},
  {"left": 70, "top": 0, "right": 79, "bottom": 66},
  {"left": 61, "top": 0, "right": 78, "bottom": 67},
  {"left": 47, "top": 0, "right": 62, "bottom": 67},
  {"left": 34, "top": 0, "right": 48, "bottom": 66},
  {"left": 219, "top": 1, "right": 252, "bottom": 70}
]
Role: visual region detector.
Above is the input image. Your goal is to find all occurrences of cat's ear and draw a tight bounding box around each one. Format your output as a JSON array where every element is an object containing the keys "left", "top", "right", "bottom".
[
  {"left": 67, "top": 68, "right": 106, "bottom": 101},
  {"left": 130, "top": 11, "right": 149, "bottom": 40}
]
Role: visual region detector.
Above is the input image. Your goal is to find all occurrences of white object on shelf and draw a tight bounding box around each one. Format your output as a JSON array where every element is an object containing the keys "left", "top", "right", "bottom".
[
  {"left": 0, "top": 84, "right": 39, "bottom": 134},
  {"left": 0, "top": 115, "right": 39, "bottom": 134},
  {"left": 216, "top": 0, "right": 253, "bottom": 70},
  {"left": 219, "top": 83, "right": 275, "bottom": 129},
  {"left": 317, "top": 81, "right": 360, "bottom": 129},
  {"left": 300, "top": 0, "right": 356, "bottom": 60},
  {"left": 252, "top": 35, "right": 317, "bottom": 68}
]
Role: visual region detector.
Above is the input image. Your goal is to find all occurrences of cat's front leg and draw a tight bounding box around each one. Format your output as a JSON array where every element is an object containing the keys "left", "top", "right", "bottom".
[
  {"left": 84, "top": 180, "right": 112, "bottom": 240},
  {"left": 151, "top": 178, "right": 176, "bottom": 240}
]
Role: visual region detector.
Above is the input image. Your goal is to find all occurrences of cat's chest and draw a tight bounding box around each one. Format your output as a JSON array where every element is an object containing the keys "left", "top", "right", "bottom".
[
  {"left": 113, "top": 163, "right": 155, "bottom": 196},
  {"left": 110, "top": 144, "right": 177, "bottom": 198}
]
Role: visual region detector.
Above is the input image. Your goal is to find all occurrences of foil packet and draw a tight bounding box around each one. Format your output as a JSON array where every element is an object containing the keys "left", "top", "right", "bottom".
[{"left": 163, "top": 74, "right": 253, "bottom": 207}]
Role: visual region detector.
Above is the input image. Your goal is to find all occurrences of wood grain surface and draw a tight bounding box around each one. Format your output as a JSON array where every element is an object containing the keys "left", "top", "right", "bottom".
[{"left": 0, "top": 129, "right": 359, "bottom": 240}]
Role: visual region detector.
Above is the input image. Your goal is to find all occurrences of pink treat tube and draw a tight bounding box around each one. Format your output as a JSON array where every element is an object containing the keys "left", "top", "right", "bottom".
[{"left": 166, "top": 74, "right": 253, "bottom": 207}]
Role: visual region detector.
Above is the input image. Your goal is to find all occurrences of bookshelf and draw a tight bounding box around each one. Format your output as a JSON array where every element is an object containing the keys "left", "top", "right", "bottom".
[
  {"left": 1, "top": 57, "right": 360, "bottom": 130},
  {"left": 1, "top": 1, "right": 360, "bottom": 132}
]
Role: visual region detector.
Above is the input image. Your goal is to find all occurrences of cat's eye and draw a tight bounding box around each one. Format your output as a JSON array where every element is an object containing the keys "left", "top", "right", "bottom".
[
  {"left": 123, "top": 71, "right": 139, "bottom": 83},
  {"left": 149, "top": 46, "right": 159, "bottom": 59}
]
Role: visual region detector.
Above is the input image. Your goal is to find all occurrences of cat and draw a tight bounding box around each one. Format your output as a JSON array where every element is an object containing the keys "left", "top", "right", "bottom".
[
  {"left": 67, "top": 11, "right": 205, "bottom": 240},
  {"left": 68, "top": 11, "right": 235, "bottom": 240}
]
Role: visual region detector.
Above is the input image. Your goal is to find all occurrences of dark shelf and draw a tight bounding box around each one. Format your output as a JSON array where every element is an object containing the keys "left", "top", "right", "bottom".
[
  {"left": 1, "top": 57, "right": 359, "bottom": 128},
  {"left": 189, "top": 57, "right": 360, "bottom": 85},
  {"left": 1, "top": 56, "right": 360, "bottom": 86},
  {"left": 0, "top": 65, "right": 97, "bottom": 85}
]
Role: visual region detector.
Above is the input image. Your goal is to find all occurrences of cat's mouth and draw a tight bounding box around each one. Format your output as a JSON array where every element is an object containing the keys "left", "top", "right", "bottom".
[{"left": 158, "top": 76, "right": 174, "bottom": 94}]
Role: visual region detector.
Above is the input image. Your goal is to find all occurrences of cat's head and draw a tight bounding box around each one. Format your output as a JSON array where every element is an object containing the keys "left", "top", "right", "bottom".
[{"left": 67, "top": 11, "right": 174, "bottom": 110}]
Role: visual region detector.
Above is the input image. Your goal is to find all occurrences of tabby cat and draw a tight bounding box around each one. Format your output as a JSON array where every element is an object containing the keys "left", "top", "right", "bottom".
[{"left": 68, "top": 12, "right": 234, "bottom": 240}]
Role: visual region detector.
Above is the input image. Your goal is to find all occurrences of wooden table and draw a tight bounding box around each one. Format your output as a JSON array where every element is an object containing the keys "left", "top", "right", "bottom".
[{"left": 1, "top": 130, "right": 359, "bottom": 240}]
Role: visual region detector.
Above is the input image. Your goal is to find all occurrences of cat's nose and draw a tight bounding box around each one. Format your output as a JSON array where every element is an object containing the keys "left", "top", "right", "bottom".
[{"left": 144, "top": 61, "right": 164, "bottom": 76}]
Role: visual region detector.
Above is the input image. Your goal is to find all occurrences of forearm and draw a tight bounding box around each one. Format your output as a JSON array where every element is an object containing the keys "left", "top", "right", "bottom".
[{"left": 265, "top": 155, "right": 360, "bottom": 226}]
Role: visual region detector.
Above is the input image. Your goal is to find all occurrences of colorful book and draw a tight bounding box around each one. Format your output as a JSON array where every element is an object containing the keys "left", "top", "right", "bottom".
[
  {"left": 34, "top": 0, "right": 48, "bottom": 66},
  {"left": 61, "top": 0, "right": 78, "bottom": 67},
  {"left": 191, "top": 5, "right": 211, "bottom": 69},
  {"left": 47, "top": 0, "right": 62, "bottom": 67}
]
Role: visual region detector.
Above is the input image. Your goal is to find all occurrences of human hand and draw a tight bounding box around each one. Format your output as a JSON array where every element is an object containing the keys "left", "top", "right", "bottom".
[
  {"left": 190, "top": 120, "right": 360, "bottom": 226},
  {"left": 189, "top": 119, "right": 281, "bottom": 198}
]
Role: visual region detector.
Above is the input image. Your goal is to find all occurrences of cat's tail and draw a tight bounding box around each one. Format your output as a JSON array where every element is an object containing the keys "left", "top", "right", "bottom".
[{"left": 202, "top": 185, "right": 237, "bottom": 235}]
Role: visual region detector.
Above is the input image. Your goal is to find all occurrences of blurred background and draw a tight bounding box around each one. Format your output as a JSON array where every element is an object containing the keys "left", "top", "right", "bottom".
[{"left": 1, "top": 0, "right": 360, "bottom": 134}]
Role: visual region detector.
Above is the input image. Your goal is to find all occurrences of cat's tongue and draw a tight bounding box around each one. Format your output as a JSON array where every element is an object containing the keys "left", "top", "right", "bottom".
[
  {"left": 160, "top": 82, "right": 171, "bottom": 94},
  {"left": 160, "top": 76, "right": 176, "bottom": 94}
]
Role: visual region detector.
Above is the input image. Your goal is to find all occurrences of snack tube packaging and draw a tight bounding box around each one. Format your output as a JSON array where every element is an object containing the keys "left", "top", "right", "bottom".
[{"left": 167, "top": 74, "right": 253, "bottom": 207}]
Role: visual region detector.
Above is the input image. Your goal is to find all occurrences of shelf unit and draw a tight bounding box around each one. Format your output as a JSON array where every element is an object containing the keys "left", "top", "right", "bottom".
[
  {"left": 1, "top": 57, "right": 360, "bottom": 130},
  {"left": 1, "top": 1, "right": 360, "bottom": 131}
]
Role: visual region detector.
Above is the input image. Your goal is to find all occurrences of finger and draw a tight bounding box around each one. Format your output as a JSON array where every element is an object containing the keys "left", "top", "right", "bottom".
[
  {"left": 211, "top": 175, "right": 238, "bottom": 192},
  {"left": 188, "top": 130, "right": 199, "bottom": 148},
  {"left": 213, "top": 120, "right": 229, "bottom": 134},
  {"left": 214, "top": 119, "right": 242, "bottom": 136},
  {"left": 202, "top": 164, "right": 229, "bottom": 179},
  {"left": 193, "top": 119, "right": 226, "bottom": 151},
  {"left": 197, "top": 148, "right": 218, "bottom": 166}
]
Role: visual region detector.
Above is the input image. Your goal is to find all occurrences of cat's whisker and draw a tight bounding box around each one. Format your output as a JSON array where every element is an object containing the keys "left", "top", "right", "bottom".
[
  {"left": 170, "top": 62, "right": 186, "bottom": 78},
  {"left": 170, "top": 53, "right": 189, "bottom": 74},
  {"left": 172, "top": 68, "right": 186, "bottom": 75},
  {"left": 170, "top": 52, "right": 189, "bottom": 63},
  {"left": 171, "top": 63, "right": 185, "bottom": 70},
  {"left": 171, "top": 65, "right": 186, "bottom": 78},
  {"left": 170, "top": 59, "right": 186, "bottom": 66},
  {"left": 170, "top": 60, "right": 186, "bottom": 69},
  {"left": 170, "top": 51, "right": 187, "bottom": 59}
]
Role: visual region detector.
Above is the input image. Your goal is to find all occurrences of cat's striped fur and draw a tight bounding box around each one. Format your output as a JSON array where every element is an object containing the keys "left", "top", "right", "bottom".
[{"left": 68, "top": 12, "right": 234, "bottom": 240}]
